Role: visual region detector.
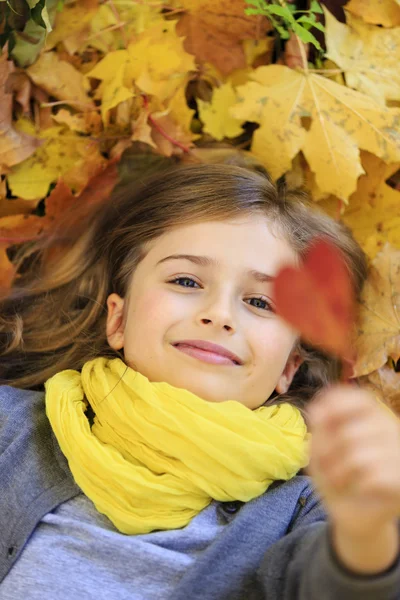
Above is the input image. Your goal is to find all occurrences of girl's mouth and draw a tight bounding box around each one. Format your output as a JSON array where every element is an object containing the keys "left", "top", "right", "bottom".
[{"left": 173, "top": 344, "right": 240, "bottom": 366}]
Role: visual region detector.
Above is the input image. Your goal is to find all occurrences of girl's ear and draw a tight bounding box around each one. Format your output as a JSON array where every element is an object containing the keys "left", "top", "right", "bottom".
[
  {"left": 106, "top": 293, "right": 126, "bottom": 350},
  {"left": 275, "top": 351, "right": 303, "bottom": 394}
]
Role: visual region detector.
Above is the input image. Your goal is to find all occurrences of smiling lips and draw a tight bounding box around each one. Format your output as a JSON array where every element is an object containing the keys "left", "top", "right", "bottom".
[{"left": 173, "top": 343, "right": 241, "bottom": 366}]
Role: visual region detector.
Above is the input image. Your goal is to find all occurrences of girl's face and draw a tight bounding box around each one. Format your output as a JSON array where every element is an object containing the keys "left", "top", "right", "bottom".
[{"left": 106, "top": 215, "right": 303, "bottom": 410}]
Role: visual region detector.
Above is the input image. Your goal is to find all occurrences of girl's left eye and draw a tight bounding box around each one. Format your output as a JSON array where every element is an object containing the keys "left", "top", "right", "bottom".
[{"left": 167, "top": 276, "right": 274, "bottom": 312}]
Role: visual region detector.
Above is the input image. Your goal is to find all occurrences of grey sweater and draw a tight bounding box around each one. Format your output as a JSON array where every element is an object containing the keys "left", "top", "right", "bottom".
[{"left": 0, "top": 384, "right": 399, "bottom": 599}]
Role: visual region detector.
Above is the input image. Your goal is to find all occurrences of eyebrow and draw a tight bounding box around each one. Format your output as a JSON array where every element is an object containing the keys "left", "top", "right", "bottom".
[{"left": 156, "top": 254, "right": 275, "bottom": 283}]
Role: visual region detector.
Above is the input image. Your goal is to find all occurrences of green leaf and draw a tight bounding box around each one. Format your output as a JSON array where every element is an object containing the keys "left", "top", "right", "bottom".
[
  {"left": 245, "top": 7, "right": 265, "bottom": 16},
  {"left": 310, "top": 0, "right": 324, "bottom": 14},
  {"left": 297, "top": 16, "right": 325, "bottom": 32},
  {"left": 298, "top": 12, "right": 316, "bottom": 22},
  {"left": 292, "top": 22, "right": 322, "bottom": 50},
  {"left": 276, "top": 24, "right": 290, "bottom": 39},
  {"left": 266, "top": 4, "right": 294, "bottom": 21}
]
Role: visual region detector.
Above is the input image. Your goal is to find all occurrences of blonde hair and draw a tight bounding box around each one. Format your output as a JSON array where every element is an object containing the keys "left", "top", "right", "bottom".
[{"left": 0, "top": 162, "right": 367, "bottom": 414}]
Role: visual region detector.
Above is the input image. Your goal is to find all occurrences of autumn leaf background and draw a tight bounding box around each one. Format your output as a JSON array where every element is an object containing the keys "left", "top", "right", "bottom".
[{"left": 0, "top": 0, "right": 399, "bottom": 411}]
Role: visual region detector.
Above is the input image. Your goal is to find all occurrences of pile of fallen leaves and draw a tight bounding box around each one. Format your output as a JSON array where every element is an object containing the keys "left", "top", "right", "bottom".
[{"left": 0, "top": 0, "right": 399, "bottom": 409}]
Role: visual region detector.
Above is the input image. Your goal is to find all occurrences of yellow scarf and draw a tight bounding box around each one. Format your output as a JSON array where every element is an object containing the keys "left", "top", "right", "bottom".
[{"left": 45, "top": 356, "right": 310, "bottom": 535}]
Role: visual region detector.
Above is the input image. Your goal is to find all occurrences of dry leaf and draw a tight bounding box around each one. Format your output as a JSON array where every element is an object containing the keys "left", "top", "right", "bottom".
[
  {"left": 319, "top": 152, "right": 400, "bottom": 259},
  {"left": 359, "top": 364, "right": 400, "bottom": 416},
  {"left": 27, "top": 51, "right": 95, "bottom": 110},
  {"left": 128, "top": 21, "right": 196, "bottom": 103},
  {"left": 175, "top": 0, "right": 270, "bottom": 76},
  {"left": 230, "top": 65, "right": 400, "bottom": 200},
  {"left": 353, "top": 243, "right": 400, "bottom": 376},
  {"left": 197, "top": 82, "right": 243, "bottom": 141},
  {"left": 7, "top": 119, "right": 106, "bottom": 199},
  {"left": 46, "top": 0, "right": 98, "bottom": 54},
  {"left": 52, "top": 108, "right": 102, "bottom": 135},
  {"left": 5, "top": 71, "right": 32, "bottom": 115},
  {"left": 131, "top": 109, "right": 156, "bottom": 149},
  {"left": 0, "top": 49, "right": 43, "bottom": 169},
  {"left": 83, "top": 2, "right": 164, "bottom": 55},
  {"left": 0, "top": 212, "right": 48, "bottom": 290},
  {"left": 346, "top": 0, "right": 400, "bottom": 27},
  {"left": 324, "top": 7, "right": 400, "bottom": 105},
  {"left": 150, "top": 112, "right": 193, "bottom": 157}
]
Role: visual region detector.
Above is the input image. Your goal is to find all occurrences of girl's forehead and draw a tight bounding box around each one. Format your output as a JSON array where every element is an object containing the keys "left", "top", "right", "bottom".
[
  {"left": 153, "top": 215, "right": 284, "bottom": 245},
  {"left": 144, "top": 216, "right": 298, "bottom": 268}
]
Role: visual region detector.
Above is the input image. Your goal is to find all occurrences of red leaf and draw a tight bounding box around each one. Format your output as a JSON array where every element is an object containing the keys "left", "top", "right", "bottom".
[{"left": 273, "top": 238, "right": 357, "bottom": 366}]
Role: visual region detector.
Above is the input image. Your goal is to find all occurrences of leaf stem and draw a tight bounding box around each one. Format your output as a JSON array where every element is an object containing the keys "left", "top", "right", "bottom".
[
  {"left": 106, "top": 0, "right": 128, "bottom": 48},
  {"left": 86, "top": 22, "right": 128, "bottom": 41},
  {"left": 40, "top": 101, "right": 97, "bottom": 110},
  {"left": 141, "top": 94, "right": 191, "bottom": 154},
  {"left": 276, "top": 0, "right": 309, "bottom": 72}
]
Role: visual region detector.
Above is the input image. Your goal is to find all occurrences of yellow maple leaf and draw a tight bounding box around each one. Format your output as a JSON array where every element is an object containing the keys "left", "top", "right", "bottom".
[
  {"left": 86, "top": 21, "right": 195, "bottom": 123},
  {"left": 126, "top": 20, "right": 196, "bottom": 102},
  {"left": 167, "top": 83, "right": 197, "bottom": 139},
  {"left": 324, "top": 6, "right": 400, "bottom": 105},
  {"left": 46, "top": 0, "right": 97, "bottom": 53},
  {"left": 230, "top": 64, "right": 400, "bottom": 200},
  {"left": 86, "top": 50, "right": 134, "bottom": 124},
  {"left": 346, "top": 0, "right": 400, "bottom": 28},
  {"left": 319, "top": 152, "right": 400, "bottom": 259},
  {"left": 198, "top": 82, "right": 243, "bottom": 140},
  {"left": 84, "top": 2, "right": 164, "bottom": 54},
  {"left": 7, "top": 119, "right": 106, "bottom": 199},
  {"left": 27, "top": 51, "right": 94, "bottom": 110},
  {"left": 85, "top": 4, "right": 118, "bottom": 54},
  {"left": 353, "top": 243, "right": 400, "bottom": 376}
]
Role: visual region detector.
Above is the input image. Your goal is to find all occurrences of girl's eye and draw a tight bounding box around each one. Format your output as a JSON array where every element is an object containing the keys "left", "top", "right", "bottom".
[{"left": 167, "top": 277, "right": 274, "bottom": 312}]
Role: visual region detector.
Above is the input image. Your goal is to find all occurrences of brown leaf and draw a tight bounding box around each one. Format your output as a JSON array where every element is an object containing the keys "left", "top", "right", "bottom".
[
  {"left": 26, "top": 51, "right": 95, "bottom": 110},
  {"left": 44, "top": 158, "right": 119, "bottom": 245},
  {"left": 0, "top": 245, "right": 17, "bottom": 295},
  {"left": 353, "top": 243, "right": 400, "bottom": 376},
  {"left": 5, "top": 70, "right": 32, "bottom": 115},
  {"left": 0, "top": 159, "right": 119, "bottom": 292},
  {"left": 0, "top": 48, "right": 43, "bottom": 168},
  {"left": 150, "top": 113, "right": 193, "bottom": 157},
  {"left": 284, "top": 32, "right": 309, "bottom": 69},
  {"left": 0, "top": 212, "right": 47, "bottom": 290},
  {"left": 52, "top": 108, "right": 102, "bottom": 135},
  {"left": 0, "top": 197, "right": 39, "bottom": 218},
  {"left": 175, "top": 0, "right": 271, "bottom": 76}
]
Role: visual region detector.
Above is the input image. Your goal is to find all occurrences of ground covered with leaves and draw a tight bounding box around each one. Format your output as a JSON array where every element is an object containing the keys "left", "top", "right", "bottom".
[{"left": 0, "top": 0, "right": 399, "bottom": 409}]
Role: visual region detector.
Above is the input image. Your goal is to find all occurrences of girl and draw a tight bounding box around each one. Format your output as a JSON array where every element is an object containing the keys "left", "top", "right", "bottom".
[{"left": 0, "top": 162, "right": 399, "bottom": 599}]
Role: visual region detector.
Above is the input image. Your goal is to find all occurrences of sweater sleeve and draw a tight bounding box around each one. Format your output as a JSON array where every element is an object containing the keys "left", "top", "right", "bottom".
[{"left": 258, "top": 503, "right": 400, "bottom": 600}]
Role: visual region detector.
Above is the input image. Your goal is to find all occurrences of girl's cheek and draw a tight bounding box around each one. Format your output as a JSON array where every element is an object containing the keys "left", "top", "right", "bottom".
[{"left": 133, "top": 289, "right": 182, "bottom": 325}]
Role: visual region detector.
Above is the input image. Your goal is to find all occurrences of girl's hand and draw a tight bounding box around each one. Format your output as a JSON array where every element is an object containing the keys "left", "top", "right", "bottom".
[{"left": 306, "top": 384, "right": 400, "bottom": 573}]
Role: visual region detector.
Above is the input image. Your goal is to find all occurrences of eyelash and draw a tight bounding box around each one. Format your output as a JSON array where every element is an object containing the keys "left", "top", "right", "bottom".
[{"left": 167, "top": 276, "right": 274, "bottom": 313}]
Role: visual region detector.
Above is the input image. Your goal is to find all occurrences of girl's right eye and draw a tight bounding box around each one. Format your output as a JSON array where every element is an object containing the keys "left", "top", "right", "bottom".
[{"left": 168, "top": 276, "right": 199, "bottom": 288}]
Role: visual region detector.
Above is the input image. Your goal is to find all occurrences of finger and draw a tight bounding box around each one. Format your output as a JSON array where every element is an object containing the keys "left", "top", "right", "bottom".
[
  {"left": 321, "top": 447, "right": 378, "bottom": 491},
  {"left": 308, "top": 386, "right": 379, "bottom": 428},
  {"left": 311, "top": 418, "right": 391, "bottom": 466}
]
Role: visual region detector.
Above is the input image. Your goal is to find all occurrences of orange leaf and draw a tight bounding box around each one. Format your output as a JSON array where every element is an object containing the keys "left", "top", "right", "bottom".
[
  {"left": 273, "top": 238, "right": 357, "bottom": 364},
  {"left": 175, "top": 0, "right": 271, "bottom": 76}
]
